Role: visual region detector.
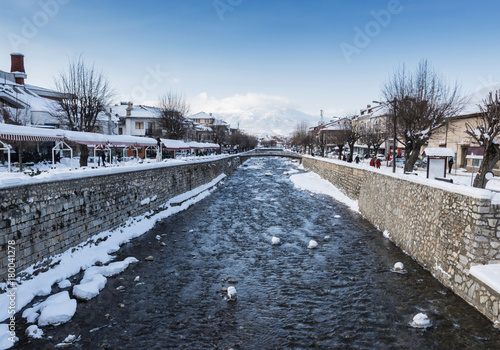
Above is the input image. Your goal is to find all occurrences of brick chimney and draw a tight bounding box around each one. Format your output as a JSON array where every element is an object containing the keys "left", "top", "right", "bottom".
[{"left": 10, "top": 53, "right": 27, "bottom": 85}]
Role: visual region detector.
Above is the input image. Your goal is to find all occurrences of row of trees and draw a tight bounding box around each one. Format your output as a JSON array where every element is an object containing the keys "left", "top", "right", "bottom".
[
  {"left": 289, "top": 59, "right": 500, "bottom": 188},
  {"left": 383, "top": 59, "right": 500, "bottom": 188}
]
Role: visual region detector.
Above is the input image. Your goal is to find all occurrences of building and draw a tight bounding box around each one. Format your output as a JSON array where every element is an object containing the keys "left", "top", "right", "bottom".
[
  {"left": 424, "top": 105, "right": 485, "bottom": 173},
  {"left": 107, "top": 102, "right": 159, "bottom": 137},
  {"left": 0, "top": 53, "right": 63, "bottom": 127},
  {"left": 188, "top": 111, "right": 231, "bottom": 144}
]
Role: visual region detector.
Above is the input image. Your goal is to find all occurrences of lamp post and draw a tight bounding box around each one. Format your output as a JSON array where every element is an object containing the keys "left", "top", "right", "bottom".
[{"left": 373, "top": 100, "right": 397, "bottom": 173}]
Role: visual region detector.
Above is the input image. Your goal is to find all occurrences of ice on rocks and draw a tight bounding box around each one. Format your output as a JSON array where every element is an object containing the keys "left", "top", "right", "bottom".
[
  {"left": 23, "top": 291, "right": 73, "bottom": 324},
  {"left": 409, "top": 313, "right": 432, "bottom": 328},
  {"left": 26, "top": 325, "right": 44, "bottom": 339},
  {"left": 58, "top": 279, "right": 71, "bottom": 289},
  {"left": 308, "top": 240, "right": 318, "bottom": 249},
  {"left": 38, "top": 298, "right": 77, "bottom": 326},
  {"left": 226, "top": 286, "right": 237, "bottom": 301},
  {"left": 271, "top": 236, "right": 280, "bottom": 245},
  {"left": 73, "top": 274, "right": 107, "bottom": 301},
  {"left": 83, "top": 257, "right": 138, "bottom": 280}
]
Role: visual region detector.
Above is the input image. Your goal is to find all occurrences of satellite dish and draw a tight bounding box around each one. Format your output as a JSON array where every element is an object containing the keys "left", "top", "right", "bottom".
[{"left": 485, "top": 171, "right": 494, "bottom": 180}]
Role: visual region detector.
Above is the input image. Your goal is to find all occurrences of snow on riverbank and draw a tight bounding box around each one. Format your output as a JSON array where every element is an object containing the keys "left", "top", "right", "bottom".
[
  {"left": 0, "top": 173, "right": 226, "bottom": 348},
  {"left": 289, "top": 170, "right": 359, "bottom": 213}
]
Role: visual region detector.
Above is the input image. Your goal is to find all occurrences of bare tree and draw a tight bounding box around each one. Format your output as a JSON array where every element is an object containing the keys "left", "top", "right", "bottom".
[
  {"left": 359, "top": 120, "right": 387, "bottom": 156},
  {"left": 345, "top": 115, "right": 361, "bottom": 161},
  {"left": 157, "top": 92, "right": 190, "bottom": 140},
  {"left": 290, "top": 122, "right": 313, "bottom": 154},
  {"left": 466, "top": 91, "right": 500, "bottom": 188},
  {"left": 210, "top": 124, "right": 229, "bottom": 150},
  {"left": 382, "top": 60, "right": 465, "bottom": 172},
  {"left": 53, "top": 56, "right": 114, "bottom": 166}
]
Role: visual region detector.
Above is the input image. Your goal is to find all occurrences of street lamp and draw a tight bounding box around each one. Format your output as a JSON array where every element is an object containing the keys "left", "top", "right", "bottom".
[{"left": 373, "top": 100, "right": 397, "bottom": 173}]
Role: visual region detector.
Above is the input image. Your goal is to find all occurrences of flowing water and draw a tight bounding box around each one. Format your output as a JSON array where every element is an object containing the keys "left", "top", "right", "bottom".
[{"left": 16, "top": 157, "right": 500, "bottom": 349}]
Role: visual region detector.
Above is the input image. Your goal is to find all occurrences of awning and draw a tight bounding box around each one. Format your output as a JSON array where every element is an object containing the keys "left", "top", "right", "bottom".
[
  {"left": 0, "top": 123, "right": 64, "bottom": 142},
  {"left": 466, "top": 146, "right": 485, "bottom": 157}
]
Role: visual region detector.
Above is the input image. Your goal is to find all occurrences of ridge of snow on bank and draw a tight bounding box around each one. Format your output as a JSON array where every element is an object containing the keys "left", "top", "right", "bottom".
[
  {"left": 290, "top": 171, "right": 359, "bottom": 212},
  {"left": 0, "top": 174, "right": 226, "bottom": 324}
]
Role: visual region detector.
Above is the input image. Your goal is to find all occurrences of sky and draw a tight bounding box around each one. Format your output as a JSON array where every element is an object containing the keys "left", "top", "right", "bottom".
[{"left": 1, "top": 0, "right": 500, "bottom": 132}]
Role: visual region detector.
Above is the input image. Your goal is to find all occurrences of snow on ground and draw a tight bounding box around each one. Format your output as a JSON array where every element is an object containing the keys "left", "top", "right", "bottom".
[
  {"left": 73, "top": 257, "right": 138, "bottom": 300},
  {"left": 305, "top": 155, "right": 495, "bottom": 200},
  {"left": 290, "top": 171, "right": 359, "bottom": 212},
  {"left": 469, "top": 264, "right": 500, "bottom": 295},
  {"left": 0, "top": 324, "right": 16, "bottom": 350},
  {"left": 0, "top": 172, "right": 227, "bottom": 344}
]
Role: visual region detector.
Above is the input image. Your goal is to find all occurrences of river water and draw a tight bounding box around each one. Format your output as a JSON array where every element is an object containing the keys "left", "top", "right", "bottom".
[{"left": 16, "top": 157, "right": 500, "bottom": 349}]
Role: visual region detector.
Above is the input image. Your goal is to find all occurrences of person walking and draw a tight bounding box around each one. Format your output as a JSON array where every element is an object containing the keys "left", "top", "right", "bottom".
[
  {"left": 369, "top": 157, "right": 375, "bottom": 167},
  {"left": 101, "top": 150, "right": 106, "bottom": 167},
  {"left": 355, "top": 155, "right": 360, "bottom": 164},
  {"left": 448, "top": 157, "right": 454, "bottom": 174},
  {"left": 375, "top": 158, "right": 381, "bottom": 169}
]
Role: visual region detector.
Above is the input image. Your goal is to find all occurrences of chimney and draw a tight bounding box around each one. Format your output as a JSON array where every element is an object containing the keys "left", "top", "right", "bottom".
[
  {"left": 10, "top": 53, "right": 27, "bottom": 85},
  {"left": 126, "top": 101, "right": 133, "bottom": 116}
]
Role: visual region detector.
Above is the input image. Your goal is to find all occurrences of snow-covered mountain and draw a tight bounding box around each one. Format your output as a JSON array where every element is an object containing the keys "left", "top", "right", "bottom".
[
  {"left": 218, "top": 107, "right": 318, "bottom": 137},
  {"left": 191, "top": 93, "right": 319, "bottom": 137}
]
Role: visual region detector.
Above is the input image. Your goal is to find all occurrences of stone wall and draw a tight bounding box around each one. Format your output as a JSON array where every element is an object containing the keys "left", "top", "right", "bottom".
[
  {"left": 0, "top": 157, "right": 239, "bottom": 278},
  {"left": 303, "top": 156, "right": 500, "bottom": 324}
]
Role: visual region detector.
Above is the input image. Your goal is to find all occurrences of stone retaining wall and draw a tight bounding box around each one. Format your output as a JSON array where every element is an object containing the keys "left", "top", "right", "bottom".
[
  {"left": 303, "top": 156, "right": 500, "bottom": 324},
  {"left": 0, "top": 157, "right": 239, "bottom": 278}
]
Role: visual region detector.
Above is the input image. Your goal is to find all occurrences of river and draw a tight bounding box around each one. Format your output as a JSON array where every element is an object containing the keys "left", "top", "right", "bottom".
[{"left": 16, "top": 157, "right": 500, "bottom": 349}]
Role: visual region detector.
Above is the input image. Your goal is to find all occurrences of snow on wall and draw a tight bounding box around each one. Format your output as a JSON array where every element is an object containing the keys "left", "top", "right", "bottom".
[{"left": 302, "top": 156, "right": 500, "bottom": 325}]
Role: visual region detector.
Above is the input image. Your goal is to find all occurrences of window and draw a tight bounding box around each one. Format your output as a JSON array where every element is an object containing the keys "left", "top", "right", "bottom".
[{"left": 135, "top": 122, "right": 144, "bottom": 129}]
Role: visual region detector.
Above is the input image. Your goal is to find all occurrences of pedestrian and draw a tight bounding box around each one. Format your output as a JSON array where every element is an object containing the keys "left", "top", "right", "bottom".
[
  {"left": 101, "top": 150, "right": 106, "bottom": 167},
  {"left": 375, "top": 158, "right": 381, "bottom": 169},
  {"left": 342, "top": 154, "right": 346, "bottom": 161},
  {"left": 369, "top": 157, "right": 375, "bottom": 167},
  {"left": 355, "top": 155, "right": 360, "bottom": 164},
  {"left": 448, "top": 157, "right": 454, "bottom": 173}
]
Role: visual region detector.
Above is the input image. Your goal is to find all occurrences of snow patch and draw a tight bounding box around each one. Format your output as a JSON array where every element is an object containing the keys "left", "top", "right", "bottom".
[
  {"left": 290, "top": 171, "right": 359, "bottom": 212},
  {"left": 73, "top": 274, "right": 107, "bottom": 301}
]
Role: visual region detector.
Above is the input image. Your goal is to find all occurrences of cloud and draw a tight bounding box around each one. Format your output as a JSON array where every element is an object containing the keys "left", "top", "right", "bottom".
[
  {"left": 191, "top": 92, "right": 318, "bottom": 136},
  {"left": 192, "top": 92, "right": 292, "bottom": 114}
]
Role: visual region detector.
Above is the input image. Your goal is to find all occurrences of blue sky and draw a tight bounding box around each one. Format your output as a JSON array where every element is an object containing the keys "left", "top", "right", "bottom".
[{"left": 1, "top": 0, "right": 499, "bottom": 124}]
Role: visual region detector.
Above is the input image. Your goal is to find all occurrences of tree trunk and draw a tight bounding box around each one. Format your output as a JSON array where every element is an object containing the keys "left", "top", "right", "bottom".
[
  {"left": 404, "top": 146, "right": 421, "bottom": 173},
  {"left": 79, "top": 144, "right": 89, "bottom": 167},
  {"left": 473, "top": 144, "right": 500, "bottom": 188}
]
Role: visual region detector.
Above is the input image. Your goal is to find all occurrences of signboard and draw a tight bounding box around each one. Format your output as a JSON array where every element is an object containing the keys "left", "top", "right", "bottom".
[{"left": 428, "top": 158, "right": 446, "bottom": 179}]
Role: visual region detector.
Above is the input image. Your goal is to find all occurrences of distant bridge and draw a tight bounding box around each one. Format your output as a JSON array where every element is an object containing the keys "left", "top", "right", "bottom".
[{"left": 239, "top": 148, "right": 303, "bottom": 162}]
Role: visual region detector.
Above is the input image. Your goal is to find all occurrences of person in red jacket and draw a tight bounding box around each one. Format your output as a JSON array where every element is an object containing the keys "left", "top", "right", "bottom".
[
  {"left": 369, "top": 157, "right": 375, "bottom": 167},
  {"left": 375, "top": 158, "right": 381, "bottom": 169}
]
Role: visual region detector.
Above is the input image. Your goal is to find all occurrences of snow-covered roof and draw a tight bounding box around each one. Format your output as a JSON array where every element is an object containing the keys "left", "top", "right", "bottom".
[
  {"left": 423, "top": 147, "right": 455, "bottom": 157},
  {"left": 161, "top": 138, "right": 219, "bottom": 150},
  {"left": 0, "top": 83, "right": 58, "bottom": 112},
  {"left": 0, "top": 123, "right": 158, "bottom": 146},
  {"left": 107, "top": 103, "right": 160, "bottom": 119}
]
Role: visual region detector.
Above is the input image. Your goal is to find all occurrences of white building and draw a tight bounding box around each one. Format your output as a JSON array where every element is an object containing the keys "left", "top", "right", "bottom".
[{"left": 107, "top": 102, "right": 159, "bottom": 137}]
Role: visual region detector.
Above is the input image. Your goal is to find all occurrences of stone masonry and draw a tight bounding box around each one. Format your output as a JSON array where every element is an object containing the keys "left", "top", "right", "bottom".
[
  {"left": 0, "top": 157, "right": 239, "bottom": 278},
  {"left": 303, "top": 156, "right": 500, "bottom": 324}
]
